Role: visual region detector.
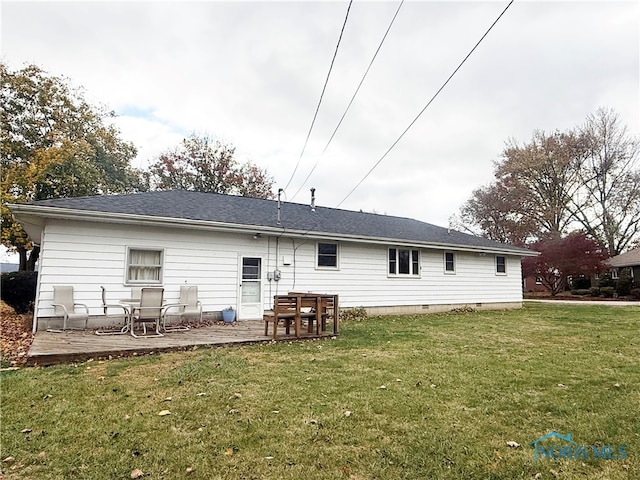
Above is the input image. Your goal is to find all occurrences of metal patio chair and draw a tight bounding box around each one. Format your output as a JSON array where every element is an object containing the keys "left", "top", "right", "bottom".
[
  {"left": 163, "top": 285, "right": 201, "bottom": 332},
  {"left": 48, "top": 285, "right": 89, "bottom": 332},
  {"left": 95, "top": 286, "right": 130, "bottom": 335},
  {"left": 129, "top": 287, "right": 165, "bottom": 338}
]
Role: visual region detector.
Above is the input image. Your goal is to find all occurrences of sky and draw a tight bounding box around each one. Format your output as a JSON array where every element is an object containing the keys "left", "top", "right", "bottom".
[{"left": 1, "top": 0, "right": 639, "bottom": 234}]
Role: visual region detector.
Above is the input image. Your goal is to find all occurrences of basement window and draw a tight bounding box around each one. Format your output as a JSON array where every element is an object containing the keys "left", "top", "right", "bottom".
[{"left": 126, "top": 248, "right": 163, "bottom": 284}]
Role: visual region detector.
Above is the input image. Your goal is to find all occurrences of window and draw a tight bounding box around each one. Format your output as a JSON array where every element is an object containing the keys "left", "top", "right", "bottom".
[
  {"left": 611, "top": 268, "right": 619, "bottom": 279},
  {"left": 496, "top": 255, "right": 506, "bottom": 274},
  {"left": 535, "top": 277, "right": 543, "bottom": 285},
  {"left": 444, "top": 252, "right": 455, "bottom": 273},
  {"left": 126, "top": 248, "right": 163, "bottom": 284},
  {"left": 388, "top": 248, "right": 420, "bottom": 276},
  {"left": 317, "top": 242, "right": 338, "bottom": 268}
]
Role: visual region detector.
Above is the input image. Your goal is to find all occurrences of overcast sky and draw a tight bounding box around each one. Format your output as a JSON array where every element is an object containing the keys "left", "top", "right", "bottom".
[{"left": 2, "top": 0, "right": 638, "bottom": 231}]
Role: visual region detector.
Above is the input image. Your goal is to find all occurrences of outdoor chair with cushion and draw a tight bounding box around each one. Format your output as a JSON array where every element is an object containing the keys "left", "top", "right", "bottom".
[
  {"left": 129, "top": 287, "right": 165, "bottom": 338},
  {"left": 48, "top": 285, "right": 89, "bottom": 332}
]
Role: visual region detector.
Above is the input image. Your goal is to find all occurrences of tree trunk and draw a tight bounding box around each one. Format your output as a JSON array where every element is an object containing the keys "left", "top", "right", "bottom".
[
  {"left": 26, "top": 246, "right": 40, "bottom": 271},
  {"left": 17, "top": 247, "right": 27, "bottom": 271}
]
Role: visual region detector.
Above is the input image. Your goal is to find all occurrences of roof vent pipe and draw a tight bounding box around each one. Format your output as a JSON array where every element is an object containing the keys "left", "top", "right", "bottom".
[
  {"left": 310, "top": 188, "right": 316, "bottom": 212},
  {"left": 277, "top": 188, "right": 283, "bottom": 225}
]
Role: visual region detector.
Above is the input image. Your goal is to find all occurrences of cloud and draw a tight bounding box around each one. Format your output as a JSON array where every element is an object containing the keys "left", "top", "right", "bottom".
[{"left": 2, "top": 0, "right": 638, "bottom": 228}]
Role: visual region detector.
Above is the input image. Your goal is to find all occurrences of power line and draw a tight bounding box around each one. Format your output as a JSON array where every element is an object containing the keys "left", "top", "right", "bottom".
[
  {"left": 291, "top": 0, "right": 405, "bottom": 201},
  {"left": 282, "top": 0, "right": 354, "bottom": 193},
  {"left": 336, "top": 0, "right": 515, "bottom": 209}
]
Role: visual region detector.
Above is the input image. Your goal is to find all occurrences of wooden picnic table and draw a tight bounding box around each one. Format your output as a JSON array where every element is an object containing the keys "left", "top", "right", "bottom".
[{"left": 264, "top": 292, "right": 338, "bottom": 339}]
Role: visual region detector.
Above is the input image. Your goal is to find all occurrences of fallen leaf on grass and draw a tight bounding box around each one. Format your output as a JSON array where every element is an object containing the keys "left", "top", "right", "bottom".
[
  {"left": 378, "top": 385, "right": 386, "bottom": 390},
  {"left": 557, "top": 383, "right": 566, "bottom": 388},
  {"left": 21, "top": 429, "right": 32, "bottom": 434},
  {"left": 196, "top": 393, "right": 207, "bottom": 397},
  {"left": 158, "top": 410, "right": 171, "bottom": 416},
  {"left": 186, "top": 467, "right": 195, "bottom": 474},
  {"left": 163, "top": 397, "right": 172, "bottom": 402},
  {"left": 344, "top": 410, "right": 352, "bottom": 417},
  {"left": 224, "top": 448, "right": 234, "bottom": 456},
  {"left": 507, "top": 441, "right": 520, "bottom": 448},
  {"left": 549, "top": 469, "right": 560, "bottom": 478},
  {"left": 3, "top": 456, "right": 15, "bottom": 463},
  {"left": 130, "top": 468, "right": 144, "bottom": 479}
]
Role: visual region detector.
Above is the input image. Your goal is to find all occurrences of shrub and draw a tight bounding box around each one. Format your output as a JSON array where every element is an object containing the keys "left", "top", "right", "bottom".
[
  {"left": 340, "top": 307, "right": 368, "bottom": 322},
  {"left": 0, "top": 271, "right": 37, "bottom": 314},
  {"left": 589, "top": 287, "right": 600, "bottom": 297},
  {"left": 571, "top": 289, "right": 590, "bottom": 296},
  {"left": 630, "top": 288, "right": 640, "bottom": 300},
  {"left": 598, "top": 272, "right": 615, "bottom": 288},
  {"left": 571, "top": 277, "right": 592, "bottom": 290},
  {"left": 616, "top": 268, "right": 633, "bottom": 297},
  {"left": 600, "top": 286, "right": 615, "bottom": 298}
]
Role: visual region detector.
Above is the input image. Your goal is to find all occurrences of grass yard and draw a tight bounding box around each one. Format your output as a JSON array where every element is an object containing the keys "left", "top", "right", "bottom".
[{"left": 1, "top": 303, "right": 638, "bottom": 479}]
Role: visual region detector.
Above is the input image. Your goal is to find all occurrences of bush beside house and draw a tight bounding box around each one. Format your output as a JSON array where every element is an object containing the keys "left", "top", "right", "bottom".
[{"left": 1, "top": 271, "right": 37, "bottom": 314}]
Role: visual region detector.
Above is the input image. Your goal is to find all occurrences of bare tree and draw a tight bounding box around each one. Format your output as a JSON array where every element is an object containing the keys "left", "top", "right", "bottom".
[{"left": 569, "top": 108, "right": 640, "bottom": 256}]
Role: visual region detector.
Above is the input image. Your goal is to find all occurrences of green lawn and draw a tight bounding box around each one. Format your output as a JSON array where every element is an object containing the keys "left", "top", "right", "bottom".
[{"left": 1, "top": 303, "right": 638, "bottom": 479}]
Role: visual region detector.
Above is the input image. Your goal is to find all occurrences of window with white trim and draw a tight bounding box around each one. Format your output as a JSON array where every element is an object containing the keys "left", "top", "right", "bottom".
[
  {"left": 388, "top": 248, "right": 420, "bottom": 276},
  {"left": 317, "top": 242, "right": 338, "bottom": 268},
  {"left": 126, "top": 248, "right": 163, "bottom": 284},
  {"left": 444, "top": 251, "right": 456, "bottom": 273},
  {"left": 611, "top": 268, "right": 619, "bottom": 279},
  {"left": 496, "top": 255, "right": 506, "bottom": 274}
]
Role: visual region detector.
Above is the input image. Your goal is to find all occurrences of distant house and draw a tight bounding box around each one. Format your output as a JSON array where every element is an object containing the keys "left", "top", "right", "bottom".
[
  {"left": 607, "top": 248, "right": 640, "bottom": 286},
  {"left": 9, "top": 190, "right": 536, "bottom": 331}
]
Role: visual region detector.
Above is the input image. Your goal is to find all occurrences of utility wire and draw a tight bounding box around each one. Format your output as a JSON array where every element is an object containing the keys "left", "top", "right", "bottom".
[
  {"left": 282, "top": 0, "right": 354, "bottom": 193},
  {"left": 336, "top": 0, "right": 515, "bottom": 209},
  {"left": 291, "top": 0, "right": 405, "bottom": 201}
]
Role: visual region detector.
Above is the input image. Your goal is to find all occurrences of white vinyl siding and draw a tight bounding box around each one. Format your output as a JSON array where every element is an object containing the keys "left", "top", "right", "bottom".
[{"left": 33, "top": 218, "right": 525, "bottom": 323}]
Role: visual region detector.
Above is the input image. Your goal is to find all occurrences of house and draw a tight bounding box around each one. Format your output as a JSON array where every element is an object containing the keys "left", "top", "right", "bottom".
[
  {"left": 9, "top": 190, "right": 536, "bottom": 332},
  {"left": 607, "top": 248, "right": 640, "bottom": 286}
]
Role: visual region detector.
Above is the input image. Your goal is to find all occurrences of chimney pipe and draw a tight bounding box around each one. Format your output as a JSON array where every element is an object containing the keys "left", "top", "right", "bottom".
[
  {"left": 277, "top": 188, "right": 283, "bottom": 224},
  {"left": 310, "top": 187, "right": 316, "bottom": 212}
]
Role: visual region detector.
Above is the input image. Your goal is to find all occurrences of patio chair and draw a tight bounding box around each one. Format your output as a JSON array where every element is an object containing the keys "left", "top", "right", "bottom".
[
  {"left": 129, "top": 287, "right": 165, "bottom": 338},
  {"left": 95, "top": 286, "right": 130, "bottom": 335},
  {"left": 48, "top": 285, "right": 89, "bottom": 332},
  {"left": 162, "top": 285, "right": 201, "bottom": 332}
]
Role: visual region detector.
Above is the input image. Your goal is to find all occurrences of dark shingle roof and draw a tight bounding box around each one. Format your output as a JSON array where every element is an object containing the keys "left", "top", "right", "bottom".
[
  {"left": 607, "top": 248, "right": 640, "bottom": 267},
  {"left": 24, "top": 190, "right": 533, "bottom": 254}
]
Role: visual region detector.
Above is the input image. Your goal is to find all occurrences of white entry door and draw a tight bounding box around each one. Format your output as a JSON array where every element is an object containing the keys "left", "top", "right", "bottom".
[{"left": 239, "top": 257, "right": 263, "bottom": 320}]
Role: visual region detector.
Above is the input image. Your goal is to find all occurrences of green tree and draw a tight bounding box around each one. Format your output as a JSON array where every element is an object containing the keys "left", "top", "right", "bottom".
[
  {"left": 147, "top": 134, "right": 274, "bottom": 198},
  {"left": 1, "top": 63, "right": 145, "bottom": 270}
]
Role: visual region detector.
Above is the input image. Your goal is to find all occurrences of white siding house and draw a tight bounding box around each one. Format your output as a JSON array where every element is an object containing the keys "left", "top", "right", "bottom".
[{"left": 9, "top": 190, "right": 536, "bottom": 331}]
